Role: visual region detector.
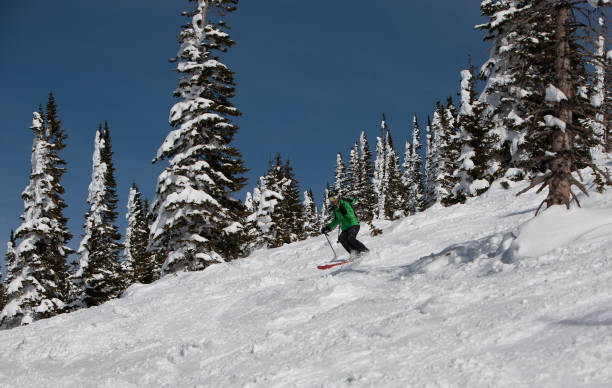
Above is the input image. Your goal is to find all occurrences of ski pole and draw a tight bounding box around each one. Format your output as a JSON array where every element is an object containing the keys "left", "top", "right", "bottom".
[{"left": 323, "top": 233, "right": 338, "bottom": 260}]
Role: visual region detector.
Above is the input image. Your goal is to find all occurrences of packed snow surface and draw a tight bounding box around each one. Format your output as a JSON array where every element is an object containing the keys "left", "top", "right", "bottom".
[{"left": 2, "top": 163, "right": 612, "bottom": 387}]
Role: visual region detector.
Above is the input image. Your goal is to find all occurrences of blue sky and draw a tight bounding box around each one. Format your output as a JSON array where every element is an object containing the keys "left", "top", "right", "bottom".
[{"left": 0, "top": 1, "right": 488, "bottom": 272}]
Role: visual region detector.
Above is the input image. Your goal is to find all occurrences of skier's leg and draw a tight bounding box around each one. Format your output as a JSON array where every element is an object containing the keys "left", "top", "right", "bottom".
[
  {"left": 347, "top": 225, "right": 368, "bottom": 253},
  {"left": 337, "top": 230, "right": 352, "bottom": 254}
]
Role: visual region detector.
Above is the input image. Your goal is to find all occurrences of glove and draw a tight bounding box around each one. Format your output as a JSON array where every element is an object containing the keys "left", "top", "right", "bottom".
[{"left": 321, "top": 225, "right": 331, "bottom": 234}]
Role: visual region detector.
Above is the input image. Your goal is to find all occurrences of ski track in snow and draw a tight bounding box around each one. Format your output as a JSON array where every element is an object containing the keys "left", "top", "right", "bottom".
[{"left": 2, "top": 166, "right": 612, "bottom": 387}]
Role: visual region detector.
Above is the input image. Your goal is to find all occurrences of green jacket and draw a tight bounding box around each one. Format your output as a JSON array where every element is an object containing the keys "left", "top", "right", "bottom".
[{"left": 327, "top": 198, "right": 360, "bottom": 231}]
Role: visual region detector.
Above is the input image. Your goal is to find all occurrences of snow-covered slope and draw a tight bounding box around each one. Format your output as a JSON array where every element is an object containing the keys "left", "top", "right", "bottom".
[{"left": 2, "top": 165, "right": 612, "bottom": 387}]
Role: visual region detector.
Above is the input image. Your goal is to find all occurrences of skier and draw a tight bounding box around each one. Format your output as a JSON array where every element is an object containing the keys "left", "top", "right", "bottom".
[{"left": 321, "top": 192, "right": 369, "bottom": 258}]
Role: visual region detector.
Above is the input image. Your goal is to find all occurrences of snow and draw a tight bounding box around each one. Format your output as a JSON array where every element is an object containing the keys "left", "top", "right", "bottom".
[
  {"left": 545, "top": 84, "right": 568, "bottom": 103},
  {"left": 507, "top": 206, "right": 612, "bottom": 260},
  {"left": 3, "top": 161, "right": 612, "bottom": 386},
  {"left": 460, "top": 69, "right": 473, "bottom": 116},
  {"left": 543, "top": 114, "right": 567, "bottom": 132}
]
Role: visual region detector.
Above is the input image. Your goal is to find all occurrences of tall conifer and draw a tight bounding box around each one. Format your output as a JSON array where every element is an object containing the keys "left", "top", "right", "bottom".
[
  {"left": 383, "top": 130, "right": 409, "bottom": 219},
  {"left": 0, "top": 232, "right": 14, "bottom": 312},
  {"left": 516, "top": 1, "right": 611, "bottom": 211},
  {"left": 280, "top": 159, "right": 305, "bottom": 242},
  {"left": 150, "top": 0, "right": 247, "bottom": 273},
  {"left": 448, "top": 65, "right": 499, "bottom": 205},
  {"left": 73, "top": 123, "right": 125, "bottom": 308},
  {"left": 1, "top": 109, "right": 71, "bottom": 329},
  {"left": 302, "top": 189, "right": 320, "bottom": 238},
  {"left": 124, "top": 184, "right": 155, "bottom": 284},
  {"left": 373, "top": 116, "right": 389, "bottom": 218},
  {"left": 424, "top": 116, "right": 436, "bottom": 207},
  {"left": 347, "top": 142, "right": 361, "bottom": 199},
  {"left": 403, "top": 115, "right": 426, "bottom": 213},
  {"left": 333, "top": 153, "right": 350, "bottom": 196},
  {"left": 357, "top": 131, "right": 377, "bottom": 221}
]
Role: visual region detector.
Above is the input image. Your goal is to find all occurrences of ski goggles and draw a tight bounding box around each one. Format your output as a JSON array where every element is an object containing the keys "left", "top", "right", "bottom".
[{"left": 330, "top": 195, "right": 339, "bottom": 203}]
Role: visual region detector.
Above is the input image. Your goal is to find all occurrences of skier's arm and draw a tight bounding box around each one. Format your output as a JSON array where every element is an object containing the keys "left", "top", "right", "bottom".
[{"left": 327, "top": 211, "right": 340, "bottom": 230}]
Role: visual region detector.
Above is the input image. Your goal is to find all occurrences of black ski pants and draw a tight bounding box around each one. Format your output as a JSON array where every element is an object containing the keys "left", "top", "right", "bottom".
[{"left": 338, "top": 225, "right": 368, "bottom": 254}]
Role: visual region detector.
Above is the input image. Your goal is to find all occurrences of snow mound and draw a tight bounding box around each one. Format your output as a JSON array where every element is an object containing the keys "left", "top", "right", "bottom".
[{"left": 506, "top": 205, "right": 612, "bottom": 261}]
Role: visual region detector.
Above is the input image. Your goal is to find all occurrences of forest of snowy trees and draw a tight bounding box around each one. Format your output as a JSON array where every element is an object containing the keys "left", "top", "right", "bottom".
[{"left": 1, "top": 0, "right": 611, "bottom": 329}]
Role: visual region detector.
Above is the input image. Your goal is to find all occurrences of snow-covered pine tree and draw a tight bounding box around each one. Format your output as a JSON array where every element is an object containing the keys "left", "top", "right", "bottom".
[
  {"left": 302, "top": 189, "right": 320, "bottom": 238},
  {"left": 320, "top": 183, "right": 332, "bottom": 227},
  {"left": 383, "top": 129, "right": 409, "bottom": 219},
  {"left": 0, "top": 273, "right": 4, "bottom": 313},
  {"left": 517, "top": 0, "right": 611, "bottom": 212},
  {"left": 150, "top": 0, "right": 247, "bottom": 273},
  {"left": 438, "top": 99, "right": 462, "bottom": 205},
  {"left": 357, "top": 131, "right": 377, "bottom": 221},
  {"left": 1, "top": 110, "right": 72, "bottom": 329},
  {"left": 123, "top": 185, "right": 137, "bottom": 280},
  {"left": 245, "top": 155, "right": 288, "bottom": 249},
  {"left": 447, "top": 64, "right": 499, "bottom": 205},
  {"left": 476, "top": 0, "right": 547, "bottom": 180},
  {"left": 280, "top": 158, "right": 306, "bottom": 242},
  {"left": 73, "top": 123, "right": 126, "bottom": 308},
  {"left": 426, "top": 101, "right": 458, "bottom": 207},
  {"left": 124, "top": 184, "right": 155, "bottom": 284},
  {"left": 402, "top": 135, "right": 414, "bottom": 208},
  {"left": 591, "top": 12, "right": 610, "bottom": 154},
  {"left": 403, "top": 115, "right": 426, "bottom": 214},
  {"left": 264, "top": 155, "right": 289, "bottom": 248},
  {"left": 333, "top": 153, "right": 350, "bottom": 197},
  {"left": 347, "top": 142, "right": 361, "bottom": 199},
  {"left": 242, "top": 191, "right": 260, "bottom": 253},
  {"left": 0, "top": 231, "right": 14, "bottom": 312},
  {"left": 373, "top": 115, "right": 390, "bottom": 218},
  {"left": 244, "top": 181, "right": 266, "bottom": 250},
  {"left": 424, "top": 115, "right": 437, "bottom": 207},
  {"left": 44, "top": 93, "right": 72, "bottom": 254}
]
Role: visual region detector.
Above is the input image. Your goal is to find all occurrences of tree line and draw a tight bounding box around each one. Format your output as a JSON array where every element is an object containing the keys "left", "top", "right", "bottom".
[{"left": 1, "top": 0, "right": 610, "bottom": 329}]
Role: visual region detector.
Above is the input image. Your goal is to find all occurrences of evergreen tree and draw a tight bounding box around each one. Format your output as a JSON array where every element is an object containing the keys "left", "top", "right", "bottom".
[
  {"left": 1, "top": 232, "right": 15, "bottom": 319},
  {"left": 73, "top": 123, "right": 125, "bottom": 308},
  {"left": 320, "top": 183, "right": 332, "bottom": 227},
  {"left": 436, "top": 99, "right": 461, "bottom": 205},
  {"left": 124, "top": 184, "right": 155, "bottom": 284},
  {"left": 383, "top": 129, "right": 409, "bottom": 219},
  {"left": 477, "top": 0, "right": 552, "bottom": 179},
  {"left": 357, "top": 131, "right": 377, "bottom": 221},
  {"left": 1, "top": 111, "right": 71, "bottom": 329},
  {"left": 266, "top": 154, "right": 290, "bottom": 247},
  {"left": 333, "top": 153, "right": 350, "bottom": 196},
  {"left": 150, "top": 0, "right": 247, "bottom": 274},
  {"left": 516, "top": 1, "right": 611, "bottom": 211},
  {"left": 373, "top": 115, "right": 389, "bottom": 218},
  {"left": 242, "top": 191, "right": 260, "bottom": 254},
  {"left": 246, "top": 155, "right": 287, "bottom": 249},
  {"left": 403, "top": 115, "right": 426, "bottom": 213},
  {"left": 245, "top": 178, "right": 277, "bottom": 250},
  {"left": 302, "top": 189, "right": 320, "bottom": 238},
  {"left": 0, "top": 272, "right": 4, "bottom": 313},
  {"left": 425, "top": 107, "right": 444, "bottom": 206},
  {"left": 0, "top": 232, "right": 14, "bottom": 312},
  {"left": 347, "top": 142, "right": 361, "bottom": 199},
  {"left": 591, "top": 13, "right": 609, "bottom": 154},
  {"left": 448, "top": 65, "right": 499, "bottom": 205},
  {"left": 423, "top": 115, "right": 432, "bottom": 206},
  {"left": 280, "top": 158, "right": 305, "bottom": 242}
]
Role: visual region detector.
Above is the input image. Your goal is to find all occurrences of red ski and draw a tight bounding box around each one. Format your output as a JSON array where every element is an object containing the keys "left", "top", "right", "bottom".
[{"left": 317, "top": 258, "right": 355, "bottom": 270}]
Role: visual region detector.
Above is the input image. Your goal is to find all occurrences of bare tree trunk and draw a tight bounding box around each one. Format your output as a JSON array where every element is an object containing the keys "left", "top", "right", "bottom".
[{"left": 547, "top": 3, "right": 574, "bottom": 208}]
